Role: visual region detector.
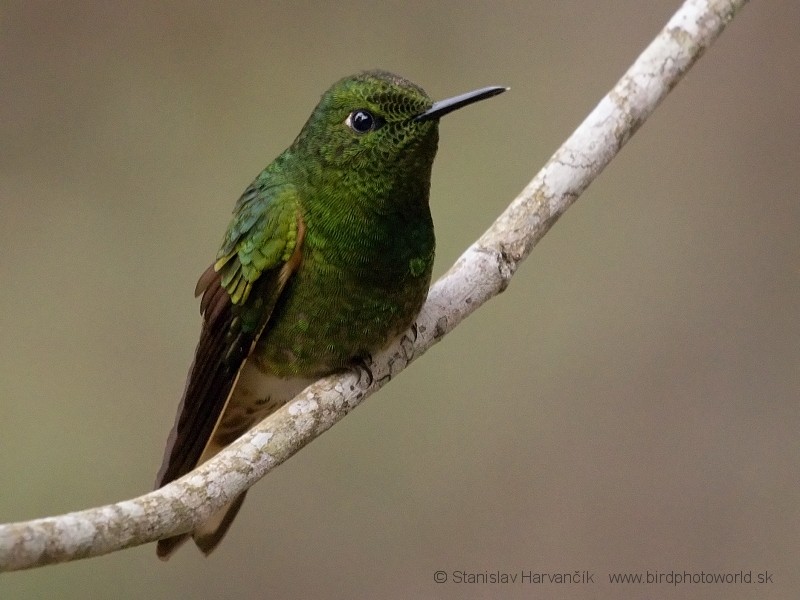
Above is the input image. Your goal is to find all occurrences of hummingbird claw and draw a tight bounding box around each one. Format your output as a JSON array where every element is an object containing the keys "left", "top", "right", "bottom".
[{"left": 352, "top": 356, "right": 375, "bottom": 386}]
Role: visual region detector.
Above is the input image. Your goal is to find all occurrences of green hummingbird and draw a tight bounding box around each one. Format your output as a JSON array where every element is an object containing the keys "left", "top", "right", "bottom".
[{"left": 155, "top": 70, "right": 506, "bottom": 558}]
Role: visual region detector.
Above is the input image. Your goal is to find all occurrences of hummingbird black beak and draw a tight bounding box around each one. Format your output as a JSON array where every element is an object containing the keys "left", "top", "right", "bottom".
[{"left": 414, "top": 85, "right": 508, "bottom": 122}]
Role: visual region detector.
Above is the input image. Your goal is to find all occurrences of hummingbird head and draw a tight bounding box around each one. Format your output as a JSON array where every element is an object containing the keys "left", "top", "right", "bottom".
[{"left": 291, "top": 70, "right": 507, "bottom": 194}]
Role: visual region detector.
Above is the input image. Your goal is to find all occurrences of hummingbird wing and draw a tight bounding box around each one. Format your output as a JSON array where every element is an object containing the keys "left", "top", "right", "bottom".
[{"left": 156, "top": 179, "right": 304, "bottom": 489}]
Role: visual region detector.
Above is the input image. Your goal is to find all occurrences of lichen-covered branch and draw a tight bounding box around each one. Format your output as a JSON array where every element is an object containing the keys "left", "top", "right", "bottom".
[{"left": 0, "top": 0, "right": 748, "bottom": 572}]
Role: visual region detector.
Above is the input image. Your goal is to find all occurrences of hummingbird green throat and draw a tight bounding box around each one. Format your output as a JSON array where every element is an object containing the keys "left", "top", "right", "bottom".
[{"left": 155, "top": 70, "right": 506, "bottom": 558}]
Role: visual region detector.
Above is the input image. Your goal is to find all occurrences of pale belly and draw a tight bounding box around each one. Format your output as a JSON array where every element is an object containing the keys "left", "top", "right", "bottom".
[{"left": 202, "top": 365, "right": 316, "bottom": 454}]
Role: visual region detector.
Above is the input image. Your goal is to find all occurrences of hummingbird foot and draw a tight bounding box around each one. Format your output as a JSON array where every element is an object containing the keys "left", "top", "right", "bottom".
[{"left": 352, "top": 355, "right": 375, "bottom": 386}]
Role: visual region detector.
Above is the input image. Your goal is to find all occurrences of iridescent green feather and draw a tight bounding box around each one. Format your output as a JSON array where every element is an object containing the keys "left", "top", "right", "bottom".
[{"left": 214, "top": 183, "right": 300, "bottom": 306}]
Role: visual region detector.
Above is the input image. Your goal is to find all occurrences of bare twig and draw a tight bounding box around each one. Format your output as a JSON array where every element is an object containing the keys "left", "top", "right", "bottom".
[{"left": 0, "top": 0, "right": 749, "bottom": 572}]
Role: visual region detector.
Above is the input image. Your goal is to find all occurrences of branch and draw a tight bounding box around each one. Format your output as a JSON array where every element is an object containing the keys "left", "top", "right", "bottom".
[{"left": 0, "top": 0, "right": 748, "bottom": 572}]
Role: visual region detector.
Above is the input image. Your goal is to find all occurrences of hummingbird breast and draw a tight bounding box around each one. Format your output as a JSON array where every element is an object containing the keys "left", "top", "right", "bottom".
[{"left": 250, "top": 189, "right": 435, "bottom": 378}]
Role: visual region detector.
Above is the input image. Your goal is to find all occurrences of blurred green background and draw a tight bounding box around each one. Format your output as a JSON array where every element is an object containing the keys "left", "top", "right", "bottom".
[{"left": 1, "top": 1, "right": 798, "bottom": 598}]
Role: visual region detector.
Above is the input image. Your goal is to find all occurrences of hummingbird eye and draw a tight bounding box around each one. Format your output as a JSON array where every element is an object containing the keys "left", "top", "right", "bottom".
[{"left": 346, "top": 109, "right": 383, "bottom": 134}]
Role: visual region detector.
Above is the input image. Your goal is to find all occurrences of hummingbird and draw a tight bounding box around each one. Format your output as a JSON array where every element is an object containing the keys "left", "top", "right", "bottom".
[{"left": 155, "top": 70, "right": 506, "bottom": 559}]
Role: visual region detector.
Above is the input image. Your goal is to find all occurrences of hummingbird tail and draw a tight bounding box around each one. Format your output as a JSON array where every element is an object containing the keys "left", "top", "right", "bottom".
[
  {"left": 156, "top": 533, "right": 189, "bottom": 561},
  {"left": 193, "top": 491, "right": 249, "bottom": 555},
  {"left": 156, "top": 491, "right": 249, "bottom": 560}
]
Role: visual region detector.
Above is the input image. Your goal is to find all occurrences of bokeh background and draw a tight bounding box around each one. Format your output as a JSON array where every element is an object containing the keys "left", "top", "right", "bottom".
[{"left": 1, "top": 1, "right": 798, "bottom": 598}]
